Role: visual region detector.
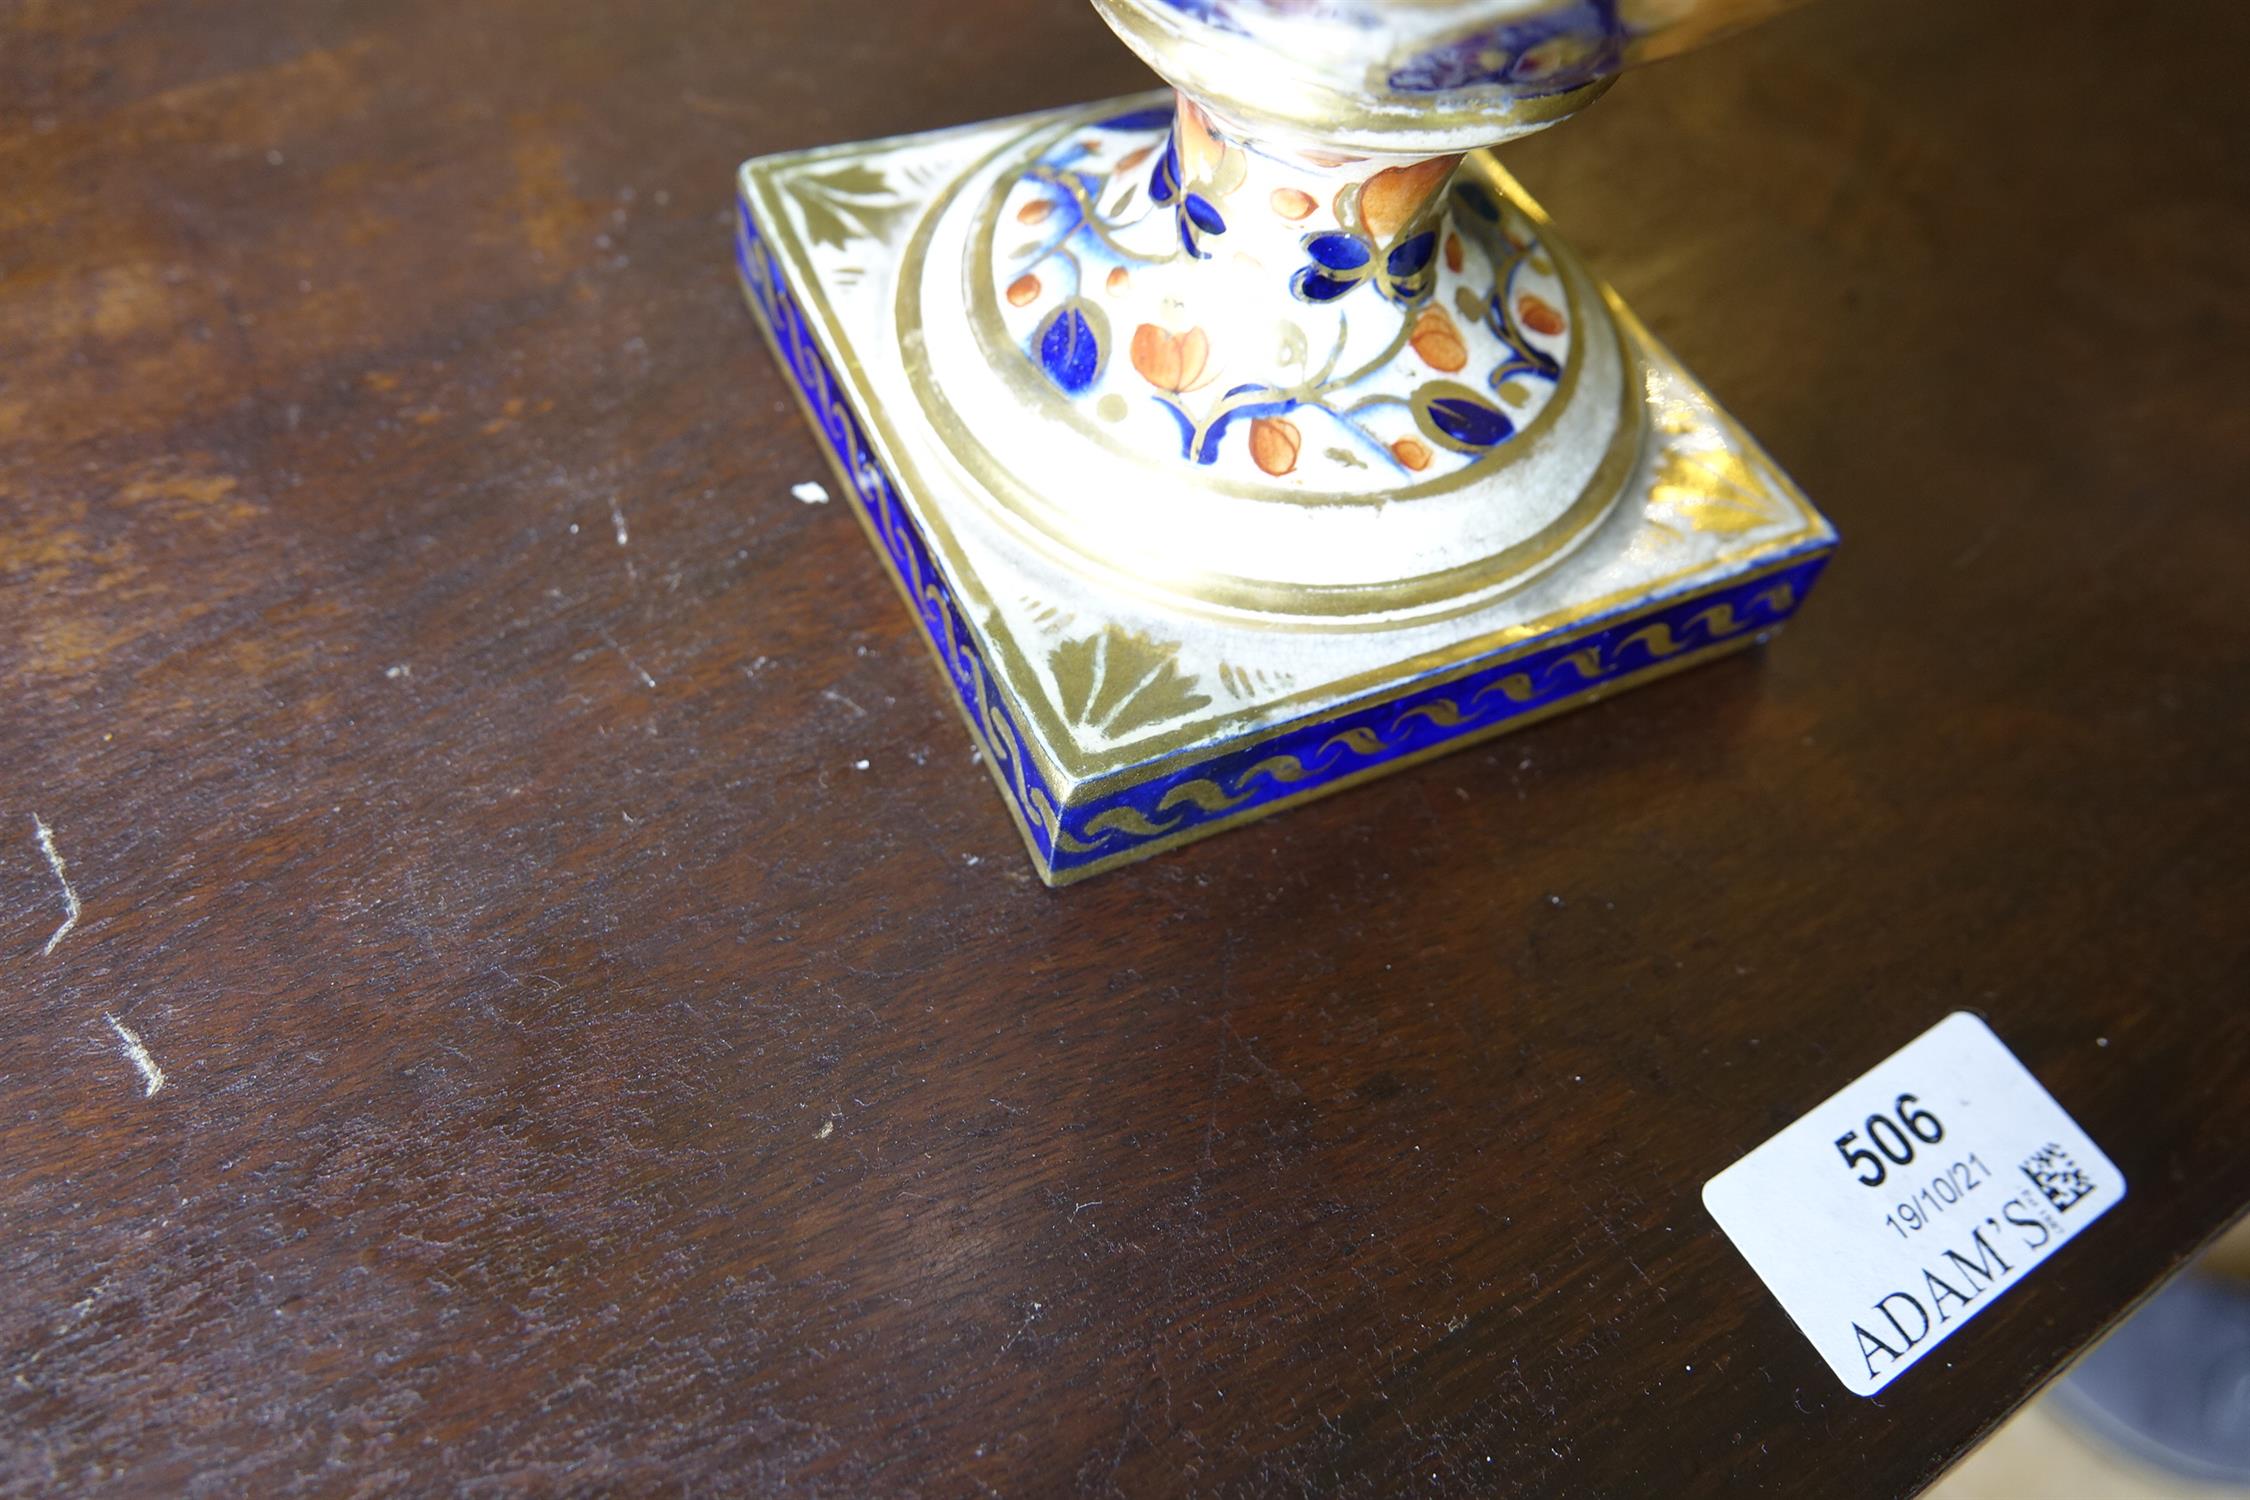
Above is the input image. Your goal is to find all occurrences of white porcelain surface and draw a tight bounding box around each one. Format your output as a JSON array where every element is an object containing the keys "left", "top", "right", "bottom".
[
  {"left": 741, "top": 105, "right": 1832, "bottom": 784},
  {"left": 907, "top": 103, "right": 1634, "bottom": 620}
]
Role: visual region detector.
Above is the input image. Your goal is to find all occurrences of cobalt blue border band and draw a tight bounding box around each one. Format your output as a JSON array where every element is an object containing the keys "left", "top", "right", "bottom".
[
  {"left": 735, "top": 178, "right": 1832, "bottom": 883},
  {"left": 736, "top": 194, "right": 1064, "bottom": 872},
  {"left": 1049, "top": 550, "right": 1829, "bottom": 872}
]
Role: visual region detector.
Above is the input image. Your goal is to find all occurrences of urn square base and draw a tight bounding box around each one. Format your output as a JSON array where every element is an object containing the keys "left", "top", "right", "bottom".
[{"left": 735, "top": 95, "right": 1838, "bottom": 885}]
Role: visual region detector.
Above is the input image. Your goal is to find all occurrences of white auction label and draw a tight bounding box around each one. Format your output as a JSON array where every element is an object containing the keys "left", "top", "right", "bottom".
[{"left": 1703, "top": 1012, "right": 2125, "bottom": 1396}]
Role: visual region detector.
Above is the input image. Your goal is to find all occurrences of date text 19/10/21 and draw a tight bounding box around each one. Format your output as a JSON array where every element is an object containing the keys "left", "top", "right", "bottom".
[
  {"left": 1704, "top": 1014, "right": 2124, "bottom": 1396},
  {"left": 1850, "top": 1147, "right": 2090, "bottom": 1384}
]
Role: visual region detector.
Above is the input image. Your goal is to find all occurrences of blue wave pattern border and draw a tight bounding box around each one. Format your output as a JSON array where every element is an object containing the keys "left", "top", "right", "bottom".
[
  {"left": 1050, "top": 552, "right": 1829, "bottom": 873},
  {"left": 735, "top": 195, "right": 1063, "bottom": 871},
  {"left": 735, "top": 182, "right": 1831, "bottom": 884}
]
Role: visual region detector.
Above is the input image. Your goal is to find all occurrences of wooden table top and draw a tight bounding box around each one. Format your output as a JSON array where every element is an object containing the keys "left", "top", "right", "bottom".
[{"left": 5, "top": 0, "right": 2245, "bottom": 1494}]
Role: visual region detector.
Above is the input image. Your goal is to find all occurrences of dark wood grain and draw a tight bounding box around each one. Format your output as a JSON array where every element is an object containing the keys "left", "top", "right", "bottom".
[{"left": 4, "top": 0, "right": 2246, "bottom": 1494}]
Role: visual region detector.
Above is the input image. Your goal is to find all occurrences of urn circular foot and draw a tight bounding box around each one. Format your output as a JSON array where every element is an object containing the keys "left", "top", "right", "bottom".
[{"left": 900, "top": 100, "right": 1646, "bottom": 629}]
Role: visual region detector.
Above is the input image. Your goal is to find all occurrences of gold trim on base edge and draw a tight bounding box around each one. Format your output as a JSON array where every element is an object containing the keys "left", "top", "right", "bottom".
[{"left": 731, "top": 99, "right": 1838, "bottom": 887}]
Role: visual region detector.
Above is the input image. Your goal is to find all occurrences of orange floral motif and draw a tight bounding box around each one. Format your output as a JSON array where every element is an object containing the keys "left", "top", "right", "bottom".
[
  {"left": 1116, "top": 144, "right": 1154, "bottom": 174},
  {"left": 1130, "top": 324, "right": 1213, "bottom": 394},
  {"left": 1518, "top": 294, "right": 1567, "bottom": 337},
  {"left": 1269, "top": 187, "right": 1316, "bottom": 221},
  {"left": 1444, "top": 232, "right": 1464, "bottom": 273},
  {"left": 1392, "top": 437, "right": 1432, "bottom": 472},
  {"left": 1360, "top": 154, "right": 1462, "bottom": 242},
  {"left": 1106, "top": 266, "right": 1131, "bottom": 295},
  {"left": 1249, "top": 417, "right": 1301, "bottom": 476},
  {"left": 1409, "top": 307, "right": 1468, "bottom": 373},
  {"left": 1006, "top": 274, "right": 1042, "bottom": 308},
  {"left": 1017, "top": 198, "right": 1054, "bottom": 225}
]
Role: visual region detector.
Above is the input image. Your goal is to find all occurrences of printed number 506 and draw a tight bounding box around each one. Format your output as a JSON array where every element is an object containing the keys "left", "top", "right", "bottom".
[{"left": 1834, "top": 1094, "right": 1945, "bottom": 1187}]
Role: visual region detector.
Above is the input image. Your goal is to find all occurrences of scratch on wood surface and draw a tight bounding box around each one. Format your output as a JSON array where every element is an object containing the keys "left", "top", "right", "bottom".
[
  {"left": 595, "top": 626, "right": 658, "bottom": 689},
  {"left": 610, "top": 499, "right": 630, "bottom": 547},
  {"left": 31, "top": 815, "right": 81, "bottom": 956},
  {"left": 102, "top": 1014, "right": 165, "bottom": 1097},
  {"left": 403, "top": 866, "right": 441, "bottom": 963},
  {"left": 680, "top": 89, "right": 764, "bottom": 123},
  {"left": 998, "top": 1300, "right": 1044, "bottom": 1353},
  {"left": 1228, "top": 1022, "right": 1304, "bottom": 1099},
  {"left": 1199, "top": 1022, "right": 1229, "bottom": 1171}
]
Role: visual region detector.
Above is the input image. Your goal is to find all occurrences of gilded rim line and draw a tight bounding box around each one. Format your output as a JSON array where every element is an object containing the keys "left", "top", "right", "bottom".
[
  {"left": 1045, "top": 628, "right": 1768, "bottom": 884},
  {"left": 741, "top": 127, "right": 1829, "bottom": 788},
  {"left": 899, "top": 109, "right": 1647, "bottom": 624},
  {"left": 1085, "top": 0, "right": 1616, "bottom": 153},
  {"left": 738, "top": 190, "right": 1833, "bottom": 884},
  {"left": 738, "top": 139, "right": 1827, "bottom": 791},
  {"left": 735, "top": 226, "right": 1063, "bottom": 876},
  {"left": 1046, "top": 553, "right": 1824, "bottom": 863},
  {"left": 734, "top": 102, "right": 1836, "bottom": 868},
  {"left": 1061, "top": 537, "right": 1827, "bottom": 805},
  {"left": 950, "top": 115, "right": 1605, "bottom": 510}
]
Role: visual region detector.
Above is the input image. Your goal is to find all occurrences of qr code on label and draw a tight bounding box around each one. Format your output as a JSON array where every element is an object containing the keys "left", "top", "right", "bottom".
[{"left": 2021, "top": 1142, "right": 2096, "bottom": 1212}]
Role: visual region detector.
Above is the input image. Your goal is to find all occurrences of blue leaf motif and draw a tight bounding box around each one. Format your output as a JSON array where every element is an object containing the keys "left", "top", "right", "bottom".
[
  {"left": 1305, "top": 233, "right": 1373, "bottom": 271},
  {"left": 1376, "top": 229, "right": 1440, "bottom": 306},
  {"left": 1149, "top": 135, "right": 1182, "bottom": 205},
  {"left": 1175, "top": 191, "right": 1227, "bottom": 259},
  {"left": 1035, "top": 301, "right": 1106, "bottom": 395},
  {"left": 1427, "top": 395, "right": 1515, "bottom": 448},
  {"left": 1290, "top": 232, "right": 1384, "bottom": 304},
  {"left": 1386, "top": 231, "right": 1436, "bottom": 278},
  {"left": 1290, "top": 267, "right": 1361, "bottom": 303}
]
